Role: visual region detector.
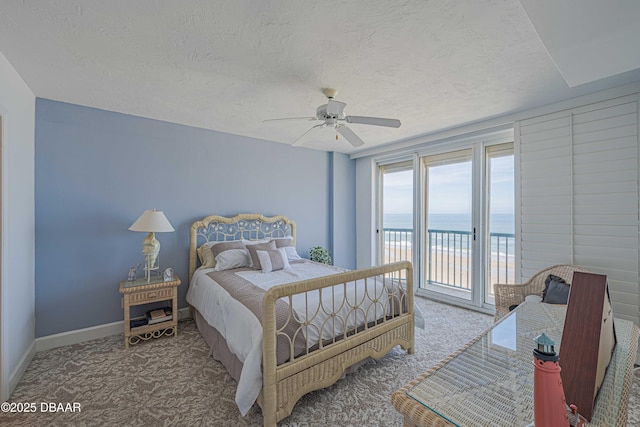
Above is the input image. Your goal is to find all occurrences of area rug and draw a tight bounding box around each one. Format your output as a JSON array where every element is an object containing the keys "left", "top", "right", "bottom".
[{"left": 3, "top": 298, "right": 639, "bottom": 426}]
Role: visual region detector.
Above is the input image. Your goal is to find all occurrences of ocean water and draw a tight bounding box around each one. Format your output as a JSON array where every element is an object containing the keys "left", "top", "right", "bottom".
[
  {"left": 383, "top": 213, "right": 514, "bottom": 234},
  {"left": 383, "top": 213, "right": 514, "bottom": 258}
]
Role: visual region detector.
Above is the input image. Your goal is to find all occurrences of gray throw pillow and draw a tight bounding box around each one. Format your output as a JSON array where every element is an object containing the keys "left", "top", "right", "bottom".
[
  {"left": 273, "top": 236, "right": 294, "bottom": 248},
  {"left": 246, "top": 240, "right": 277, "bottom": 270},
  {"left": 211, "top": 240, "right": 246, "bottom": 259},
  {"left": 541, "top": 274, "right": 570, "bottom": 304},
  {"left": 256, "top": 248, "right": 290, "bottom": 273}
]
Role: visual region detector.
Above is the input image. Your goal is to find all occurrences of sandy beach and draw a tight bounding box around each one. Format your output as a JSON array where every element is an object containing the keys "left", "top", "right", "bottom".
[{"left": 384, "top": 243, "right": 515, "bottom": 295}]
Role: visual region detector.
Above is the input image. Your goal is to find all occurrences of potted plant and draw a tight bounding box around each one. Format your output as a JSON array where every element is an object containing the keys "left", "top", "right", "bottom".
[{"left": 309, "top": 246, "right": 332, "bottom": 265}]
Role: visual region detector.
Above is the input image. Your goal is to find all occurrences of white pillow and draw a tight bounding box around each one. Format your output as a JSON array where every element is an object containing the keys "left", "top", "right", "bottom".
[
  {"left": 214, "top": 249, "right": 251, "bottom": 271},
  {"left": 270, "top": 236, "right": 302, "bottom": 261},
  {"left": 256, "top": 248, "right": 290, "bottom": 273},
  {"left": 282, "top": 246, "right": 302, "bottom": 261},
  {"left": 197, "top": 239, "right": 244, "bottom": 269}
]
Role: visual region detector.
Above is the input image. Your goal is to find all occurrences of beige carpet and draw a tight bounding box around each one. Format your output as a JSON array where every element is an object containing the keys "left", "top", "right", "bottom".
[{"left": 2, "top": 298, "right": 639, "bottom": 426}]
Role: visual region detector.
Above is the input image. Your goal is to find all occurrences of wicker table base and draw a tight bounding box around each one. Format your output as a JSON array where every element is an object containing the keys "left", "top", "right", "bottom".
[{"left": 127, "top": 325, "right": 176, "bottom": 346}]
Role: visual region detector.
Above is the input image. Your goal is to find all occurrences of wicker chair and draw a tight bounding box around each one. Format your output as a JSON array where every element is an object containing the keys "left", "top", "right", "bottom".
[{"left": 493, "top": 264, "right": 591, "bottom": 321}]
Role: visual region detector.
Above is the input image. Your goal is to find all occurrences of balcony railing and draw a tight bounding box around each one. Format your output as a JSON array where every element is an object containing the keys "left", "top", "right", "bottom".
[
  {"left": 428, "top": 229, "right": 472, "bottom": 289},
  {"left": 382, "top": 228, "right": 515, "bottom": 292}
]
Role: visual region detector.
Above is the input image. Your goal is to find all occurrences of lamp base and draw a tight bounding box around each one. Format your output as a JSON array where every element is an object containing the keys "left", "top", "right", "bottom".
[{"left": 141, "top": 232, "right": 160, "bottom": 283}]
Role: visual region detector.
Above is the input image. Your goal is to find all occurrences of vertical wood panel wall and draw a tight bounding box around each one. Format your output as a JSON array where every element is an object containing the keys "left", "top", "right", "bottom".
[{"left": 517, "top": 94, "right": 639, "bottom": 325}]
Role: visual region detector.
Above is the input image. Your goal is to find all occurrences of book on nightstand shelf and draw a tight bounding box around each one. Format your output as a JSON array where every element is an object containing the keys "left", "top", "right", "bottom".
[
  {"left": 146, "top": 307, "right": 173, "bottom": 325},
  {"left": 130, "top": 317, "right": 148, "bottom": 328}
]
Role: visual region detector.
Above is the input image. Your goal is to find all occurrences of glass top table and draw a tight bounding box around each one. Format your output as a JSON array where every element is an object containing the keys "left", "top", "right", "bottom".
[
  {"left": 119, "top": 272, "right": 180, "bottom": 290},
  {"left": 395, "top": 301, "right": 639, "bottom": 427}
]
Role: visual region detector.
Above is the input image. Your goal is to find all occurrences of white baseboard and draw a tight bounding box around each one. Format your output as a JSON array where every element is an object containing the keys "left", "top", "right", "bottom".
[
  {"left": 35, "top": 307, "right": 192, "bottom": 352},
  {"left": 8, "top": 340, "right": 35, "bottom": 398},
  {"left": 36, "top": 321, "right": 122, "bottom": 352}
]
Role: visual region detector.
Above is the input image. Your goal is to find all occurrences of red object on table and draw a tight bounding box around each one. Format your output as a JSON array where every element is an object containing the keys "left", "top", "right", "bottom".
[{"left": 531, "top": 333, "right": 569, "bottom": 427}]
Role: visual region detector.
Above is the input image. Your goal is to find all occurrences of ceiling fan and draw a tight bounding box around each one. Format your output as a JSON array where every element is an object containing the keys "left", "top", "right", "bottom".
[{"left": 263, "top": 88, "right": 401, "bottom": 148}]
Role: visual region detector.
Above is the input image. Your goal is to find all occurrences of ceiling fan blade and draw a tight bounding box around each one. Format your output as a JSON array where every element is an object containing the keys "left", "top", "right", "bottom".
[
  {"left": 263, "top": 117, "right": 318, "bottom": 123},
  {"left": 292, "top": 124, "right": 324, "bottom": 146},
  {"left": 336, "top": 125, "right": 365, "bottom": 148},
  {"left": 326, "top": 99, "right": 346, "bottom": 116},
  {"left": 345, "top": 116, "right": 401, "bottom": 128}
]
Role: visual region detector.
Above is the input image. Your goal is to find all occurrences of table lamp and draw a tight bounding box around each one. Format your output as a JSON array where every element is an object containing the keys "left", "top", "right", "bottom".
[{"left": 129, "top": 209, "right": 175, "bottom": 282}]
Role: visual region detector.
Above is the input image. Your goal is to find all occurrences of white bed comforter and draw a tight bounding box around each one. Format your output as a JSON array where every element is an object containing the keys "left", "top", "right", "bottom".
[
  {"left": 186, "top": 260, "right": 353, "bottom": 415},
  {"left": 186, "top": 260, "right": 423, "bottom": 415}
]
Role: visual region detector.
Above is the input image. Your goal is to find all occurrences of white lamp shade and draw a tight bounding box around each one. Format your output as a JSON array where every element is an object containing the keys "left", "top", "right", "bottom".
[{"left": 128, "top": 210, "right": 175, "bottom": 232}]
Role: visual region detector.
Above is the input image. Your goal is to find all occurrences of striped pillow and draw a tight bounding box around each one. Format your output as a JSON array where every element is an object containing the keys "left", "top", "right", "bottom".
[
  {"left": 256, "top": 248, "right": 290, "bottom": 273},
  {"left": 246, "top": 240, "right": 277, "bottom": 270}
]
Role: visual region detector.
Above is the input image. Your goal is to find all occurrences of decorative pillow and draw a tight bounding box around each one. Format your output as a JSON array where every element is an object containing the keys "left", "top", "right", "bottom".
[
  {"left": 196, "top": 242, "right": 217, "bottom": 268},
  {"left": 213, "top": 249, "right": 251, "bottom": 271},
  {"left": 272, "top": 237, "right": 294, "bottom": 248},
  {"left": 211, "top": 240, "right": 246, "bottom": 259},
  {"left": 271, "top": 236, "right": 302, "bottom": 261},
  {"left": 541, "top": 274, "right": 570, "bottom": 304},
  {"left": 197, "top": 240, "right": 245, "bottom": 269},
  {"left": 282, "top": 246, "right": 302, "bottom": 261},
  {"left": 256, "top": 248, "right": 290, "bottom": 273},
  {"left": 246, "top": 240, "right": 277, "bottom": 270}
]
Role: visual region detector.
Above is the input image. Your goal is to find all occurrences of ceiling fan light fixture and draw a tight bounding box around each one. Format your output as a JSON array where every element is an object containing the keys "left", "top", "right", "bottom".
[{"left": 322, "top": 88, "right": 338, "bottom": 99}]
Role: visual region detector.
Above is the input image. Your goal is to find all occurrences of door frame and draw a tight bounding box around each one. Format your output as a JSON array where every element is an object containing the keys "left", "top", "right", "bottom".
[
  {"left": 419, "top": 146, "right": 479, "bottom": 305},
  {"left": 374, "top": 131, "right": 514, "bottom": 314},
  {"left": 0, "top": 115, "right": 4, "bottom": 401}
]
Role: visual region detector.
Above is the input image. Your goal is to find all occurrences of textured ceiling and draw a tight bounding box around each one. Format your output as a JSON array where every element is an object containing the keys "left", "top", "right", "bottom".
[{"left": 1, "top": 0, "right": 639, "bottom": 154}]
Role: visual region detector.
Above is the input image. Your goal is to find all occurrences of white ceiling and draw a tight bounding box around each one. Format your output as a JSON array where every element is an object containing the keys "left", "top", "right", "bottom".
[
  {"left": 0, "top": 0, "right": 639, "bottom": 154},
  {"left": 519, "top": 0, "right": 640, "bottom": 87}
]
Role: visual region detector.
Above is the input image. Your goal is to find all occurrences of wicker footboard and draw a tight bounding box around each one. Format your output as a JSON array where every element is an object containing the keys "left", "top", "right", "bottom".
[{"left": 262, "top": 261, "right": 415, "bottom": 426}]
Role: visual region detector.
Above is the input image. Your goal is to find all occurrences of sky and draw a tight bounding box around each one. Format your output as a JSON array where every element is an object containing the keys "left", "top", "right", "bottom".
[{"left": 382, "top": 155, "right": 515, "bottom": 215}]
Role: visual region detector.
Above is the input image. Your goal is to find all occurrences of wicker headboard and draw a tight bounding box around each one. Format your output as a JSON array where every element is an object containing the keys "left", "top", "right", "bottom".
[{"left": 189, "top": 213, "right": 296, "bottom": 280}]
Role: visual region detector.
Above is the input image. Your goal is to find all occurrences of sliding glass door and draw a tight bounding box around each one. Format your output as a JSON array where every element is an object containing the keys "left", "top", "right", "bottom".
[
  {"left": 377, "top": 141, "right": 514, "bottom": 310},
  {"left": 485, "top": 144, "right": 515, "bottom": 304},
  {"left": 379, "top": 161, "right": 413, "bottom": 265},
  {"left": 423, "top": 150, "right": 474, "bottom": 301}
]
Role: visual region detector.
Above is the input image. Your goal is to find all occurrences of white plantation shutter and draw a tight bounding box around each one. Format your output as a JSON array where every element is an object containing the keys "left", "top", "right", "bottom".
[
  {"left": 518, "top": 112, "right": 573, "bottom": 276},
  {"left": 516, "top": 94, "right": 639, "bottom": 325}
]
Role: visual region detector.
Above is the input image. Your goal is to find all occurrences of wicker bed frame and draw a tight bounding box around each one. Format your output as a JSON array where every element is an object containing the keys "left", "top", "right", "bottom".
[{"left": 188, "top": 213, "right": 414, "bottom": 426}]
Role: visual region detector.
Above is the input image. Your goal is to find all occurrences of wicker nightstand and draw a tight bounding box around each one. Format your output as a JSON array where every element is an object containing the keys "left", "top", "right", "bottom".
[{"left": 119, "top": 275, "right": 181, "bottom": 349}]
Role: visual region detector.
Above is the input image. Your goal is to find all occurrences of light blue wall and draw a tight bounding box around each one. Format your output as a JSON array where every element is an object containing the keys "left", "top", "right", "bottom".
[
  {"left": 330, "top": 152, "right": 356, "bottom": 269},
  {"left": 35, "top": 99, "right": 355, "bottom": 337}
]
